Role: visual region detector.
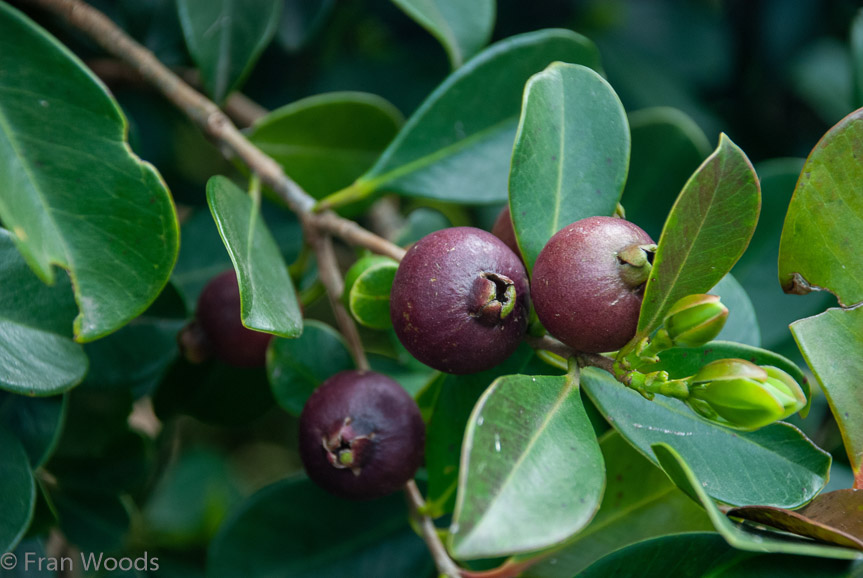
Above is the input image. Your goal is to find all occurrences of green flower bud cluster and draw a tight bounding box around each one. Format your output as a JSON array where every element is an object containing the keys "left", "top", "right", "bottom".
[{"left": 687, "top": 359, "right": 807, "bottom": 430}]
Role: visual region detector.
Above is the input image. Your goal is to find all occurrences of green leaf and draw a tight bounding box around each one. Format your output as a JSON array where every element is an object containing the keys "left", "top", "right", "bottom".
[
  {"left": 622, "top": 107, "right": 711, "bottom": 241},
  {"left": 0, "top": 228, "right": 87, "bottom": 395},
  {"left": 351, "top": 29, "right": 601, "bottom": 204},
  {"left": 425, "top": 345, "right": 533, "bottom": 516},
  {"left": 177, "top": 0, "right": 281, "bottom": 103},
  {"left": 391, "top": 0, "right": 495, "bottom": 68},
  {"left": 208, "top": 478, "right": 433, "bottom": 577},
  {"left": 634, "top": 134, "right": 760, "bottom": 341},
  {"left": 266, "top": 320, "right": 354, "bottom": 416},
  {"left": 0, "top": 392, "right": 66, "bottom": 468},
  {"left": 778, "top": 109, "right": 863, "bottom": 307},
  {"left": 652, "top": 443, "right": 861, "bottom": 560},
  {"left": 792, "top": 307, "right": 863, "bottom": 484},
  {"left": 83, "top": 282, "right": 186, "bottom": 395},
  {"left": 0, "top": 425, "right": 35, "bottom": 553},
  {"left": 581, "top": 367, "right": 828, "bottom": 508},
  {"left": 711, "top": 274, "right": 760, "bottom": 347},
  {"left": 449, "top": 373, "right": 604, "bottom": 560},
  {"left": 520, "top": 431, "right": 711, "bottom": 578},
  {"left": 248, "top": 93, "right": 403, "bottom": 199},
  {"left": 349, "top": 260, "right": 398, "bottom": 330},
  {"left": 0, "top": 3, "right": 179, "bottom": 341},
  {"left": 509, "top": 62, "right": 629, "bottom": 273},
  {"left": 576, "top": 532, "right": 862, "bottom": 578},
  {"left": 207, "top": 176, "right": 302, "bottom": 338}
]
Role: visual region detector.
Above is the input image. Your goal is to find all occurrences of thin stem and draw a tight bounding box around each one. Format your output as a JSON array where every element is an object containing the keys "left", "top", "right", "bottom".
[
  {"left": 404, "top": 481, "right": 462, "bottom": 578},
  {"left": 524, "top": 335, "right": 616, "bottom": 375},
  {"left": 306, "top": 227, "right": 369, "bottom": 371}
]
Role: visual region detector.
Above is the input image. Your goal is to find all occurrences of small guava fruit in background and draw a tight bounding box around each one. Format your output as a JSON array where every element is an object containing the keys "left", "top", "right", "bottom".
[
  {"left": 298, "top": 370, "right": 425, "bottom": 500},
  {"left": 183, "top": 269, "right": 273, "bottom": 367},
  {"left": 390, "top": 226, "right": 530, "bottom": 374},
  {"left": 532, "top": 216, "right": 655, "bottom": 353},
  {"left": 491, "top": 205, "right": 521, "bottom": 259}
]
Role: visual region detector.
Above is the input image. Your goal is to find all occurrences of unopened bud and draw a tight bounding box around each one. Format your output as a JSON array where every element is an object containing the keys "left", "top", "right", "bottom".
[{"left": 664, "top": 294, "right": 728, "bottom": 347}]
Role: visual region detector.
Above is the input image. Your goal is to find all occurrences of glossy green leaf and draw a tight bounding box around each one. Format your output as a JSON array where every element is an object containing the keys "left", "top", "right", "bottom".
[
  {"left": 576, "top": 532, "right": 862, "bottom": 578},
  {"left": 248, "top": 93, "right": 403, "bottom": 199},
  {"left": 728, "top": 489, "right": 863, "bottom": 552},
  {"left": 83, "top": 282, "right": 186, "bottom": 396},
  {"left": 351, "top": 29, "right": 601, "bottom": 204},
  {"left": 711, "top": 274, "right": 760, "bottom": 347},
  {"left": 521, "top": 431, "right": 711, "bottom": 578},
  {"left": 391, "top": 0, "right": 495, "bottom": 68},
  {"left": 0, "top": 392, "right": 66, "bottom": 468},
  {"left": 0, "top": 3, "right": 179, "bottom": 341},
  {"left": 177, "top": 0, "right": 280, "bottom": 103},
  {"left": 0, "top": 228, "right": 87, "bottom": 396},
  {"left": 0, "top": 425, "right": 35, "bottom": 553},
  {"left": 449, "top": 373, "right": 604, "bottom": 560},
  {"left": 208, "top": 478, "right": 433, "bottom": 578},
  {"left": 653, "top": 443, "right": 861, "bottom": 560},
  {"left": 778, "top": 109, "right": 863, "bottom": 307},
  {"left": 634, "top": 134, "right": 760, "bottom": 342},
  {"left": 207, "top": 176, "right": 302, "bottom": 338},
  {"left": 792, "top": 307, "right": 863, "bottom": 485},
  {"left": 581, "top": 367, "right": 828, "bottom": 508},
  {"left": 509, "top": 63, "right": 629, "bottom": 272},
  {"left": 622, "top": 107, "right": 711, "bottom": 241},
  {"left": 349, "top": 260, "right": 398, "bottom": 330},
  {"left": 266, "top": 320, "right": 354, "bottom": 416},
  {"left": 277, "top": 0, "right": 335, "bottom": 52},
  {"left": 426, "top": 345, "right": 534, "bottom": 516}
]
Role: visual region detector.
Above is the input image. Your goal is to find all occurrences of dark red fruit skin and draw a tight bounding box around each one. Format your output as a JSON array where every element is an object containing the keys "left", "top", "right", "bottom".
[
  {"left": 532, "top": 216, "right": 654, "bottom": 353},
  {"left": 390, "top": 227, "right": 530, "bottom": 374},
  {"left": 491, "top": 205, "right": 521, "bottom": 259},
  {"left": 298, "top": 370, "right": 425, "bottom": 500},
  {"left": 195, "top": 270, "right": 272, "bottom": 367}
]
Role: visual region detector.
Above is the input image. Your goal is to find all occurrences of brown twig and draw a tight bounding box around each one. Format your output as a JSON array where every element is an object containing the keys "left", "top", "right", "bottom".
[
  {"left": 306, "top": 226, "right": 369, "bottom": 371},
  {"left": 405, "top": 480, "right": 462, "bottom": 578},
  {"left": 525, "top": 335, "right": 616, "bottom": 374}
]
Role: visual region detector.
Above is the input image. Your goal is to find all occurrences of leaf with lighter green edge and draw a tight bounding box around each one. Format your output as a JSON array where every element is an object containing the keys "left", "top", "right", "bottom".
[
  {"left": 778, "top": 109, "right": 863, "bottom": 306},
  {"left": 266, "top": 321, "right": 354, "bottom": 416},
  {"left": 622, "top": 107, "right": 711, "bottom": 241},
  {"left": 581, "top": 367, "right": 828, "bottom": 508},
  {"left": 206, "top": 176, "right": 302, "bottom": 338},
  {"left": 0, "top": 392, "right": 66, "bottom": 469},
  {"left": 449, "top": 373, "right": 604, "bottom": 560},
  {"left": 0, "top": 229, "right": 87, "bottom": 396},
  {"left": 652, "top": 443, "right": 862, "bottom": 560},
  {"left": 519, "top": 431, "right": 711, "bottom": 578},
  {"left": 349, "top": 260, "right": 398, "bottom": 330},
  {"left": 248, "top": 93, "right": 403, "bottom": 200},
  {"left": 0, "top": 3, "right": 179, "bottom": 341},
  {"left": 0, "top": 425, "right": 35, "bottom": 554},
  {"left": 509, "top": 63, "right": 629, "bottom": 273},
  {"left": 177, "top": 0, "right": 281, "bottom": 103},
  {"left": 342, "top": 29, "right": 601, "bottom": 206},
  {"left": 425, "top": 345, "right": 534, "bottom": 517},
  {"left": 634, "top": 134, "right": 760, "bottom": 343},
  {"left": 792, "top": 307, "right": 863, "bottom": 487},
  {"left": 576, "top": 532, "right": 862, "bottom": 578},
  {"left": 391, "top": 0, "right": 495, "bottom": 68}
]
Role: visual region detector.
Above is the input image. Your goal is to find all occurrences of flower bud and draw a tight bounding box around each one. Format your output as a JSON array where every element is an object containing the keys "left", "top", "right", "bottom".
[
  {"left": 688, "top": 359, "right": 807, "bottom": 430},
  {"left": 663, "top": 294, "right": 728, "bottom": 347}
]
